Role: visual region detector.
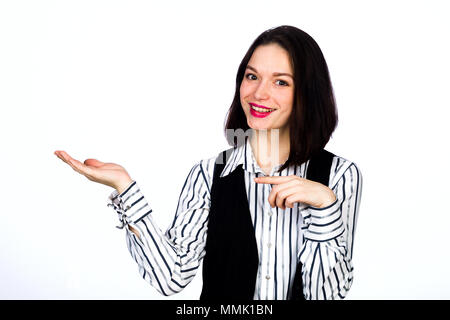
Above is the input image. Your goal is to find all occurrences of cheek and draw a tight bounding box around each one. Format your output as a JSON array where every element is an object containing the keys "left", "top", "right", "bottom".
[
  {"left": 239, "top": 85, "right": 244, "bottom": 105},
  {"left": 239, "top": 84, "right": 246, "bottom": 101},
  {"left": 280, "top": 91, "right": 294, "bottom": 113},
  {"left": 240, "top": 82, "right": 250, "bottom": 99},
  {"left": 283, "top": 105, "right": 294, "bottom": 120}
]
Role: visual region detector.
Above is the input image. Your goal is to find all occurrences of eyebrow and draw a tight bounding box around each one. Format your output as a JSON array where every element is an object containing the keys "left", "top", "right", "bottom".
[{"left": 246, "top": 65, "right": 293, "bottom": 79}]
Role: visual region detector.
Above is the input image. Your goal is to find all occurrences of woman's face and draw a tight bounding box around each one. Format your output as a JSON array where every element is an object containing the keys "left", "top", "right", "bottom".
[{"left": 240, "top": 43, "right": 295, "bottom": 135}]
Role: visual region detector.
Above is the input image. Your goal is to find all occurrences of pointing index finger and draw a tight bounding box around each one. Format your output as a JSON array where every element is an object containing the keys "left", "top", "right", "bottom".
[{"left": 254, "top": 176, "right": 297, "bottom": 184}]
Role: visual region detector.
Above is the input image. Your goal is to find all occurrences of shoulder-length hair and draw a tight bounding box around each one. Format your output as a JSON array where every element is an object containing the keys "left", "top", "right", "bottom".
[{"left": 224, "top": 25, "right": 338, "bottom": 172}]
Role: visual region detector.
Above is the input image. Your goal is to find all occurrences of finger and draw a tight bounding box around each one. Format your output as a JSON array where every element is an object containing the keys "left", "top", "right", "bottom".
[
  {"left": 275, "top": 191, "right": 286, "bottom": 210},
  {"left": 69, "top": 158, "right": 95, "bottom": 177},
  {"left": 55, "top": 151, "right": 78, "bottom": 168},
  {"left": 284, "top": 191, "right": 305, "bottom": 209},
  {"left": 54, "top": 150, "right": 64, "bottom": 160},
  {"left": 277, "top": 185, "right": 304, "bottom": 209},
  {"left": 55, "top": 151, "right": 71, "bottom": 164},
  {"left": 268, "top": 179, "right": 300, "bottom": 207},
  {"left": 275, "top": 186, "right": 299, "bottom": 210},
  {"left": 55, "top": 151, "right": 95, "bottom": 180},
  {"left": 255, "top": 175, "right": 299, "bottom": 185},
  {"left": 56, "top": 150, "right": 73, "bottom": 163},
  {"left": 84, "top": 158, "right": 105, "bottom": 168}
]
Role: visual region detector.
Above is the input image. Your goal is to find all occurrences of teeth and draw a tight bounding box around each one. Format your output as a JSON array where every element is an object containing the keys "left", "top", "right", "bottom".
[{"left": 251, "top": 105, "right": 274, "bottom": 113}]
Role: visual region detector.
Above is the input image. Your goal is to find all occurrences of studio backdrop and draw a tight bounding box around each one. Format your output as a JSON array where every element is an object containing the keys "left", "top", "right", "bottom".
[{"left": 1, "top": 0, "right": 449, "bottom": 299}]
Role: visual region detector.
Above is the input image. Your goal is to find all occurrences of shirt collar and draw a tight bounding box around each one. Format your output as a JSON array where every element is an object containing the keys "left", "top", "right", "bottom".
[{"left": 219, "top": 136, "right": 286, "bottom": 177}]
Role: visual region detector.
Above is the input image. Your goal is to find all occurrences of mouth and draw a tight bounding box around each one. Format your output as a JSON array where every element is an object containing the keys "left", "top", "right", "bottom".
[{"left": 249, "top": 102, "right": 275, "bottom": 118}]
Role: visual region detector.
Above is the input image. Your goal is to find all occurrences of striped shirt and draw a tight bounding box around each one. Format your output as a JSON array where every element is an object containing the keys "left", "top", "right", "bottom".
[{"left": 107, "top": 137, "right": 363, "bottom": 300}]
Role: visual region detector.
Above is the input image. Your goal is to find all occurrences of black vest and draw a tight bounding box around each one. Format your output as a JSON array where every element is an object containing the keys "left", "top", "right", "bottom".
[{"left": 200, "top": 148, "right": 335, "bottom": 301}]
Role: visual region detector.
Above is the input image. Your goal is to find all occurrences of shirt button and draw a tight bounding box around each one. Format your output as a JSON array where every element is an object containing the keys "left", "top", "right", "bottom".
[
  {"left": 266, "top": 275, "right": 271, "bottom": 280},
  {"left": 126, "top": 205, "right": 131, "bottom": 210},
  {"left": 268, "top": 211, "right": 273, "bottom": 217},
  {"left": 267, "top": 243, "right": 272, "bottom": 248}
]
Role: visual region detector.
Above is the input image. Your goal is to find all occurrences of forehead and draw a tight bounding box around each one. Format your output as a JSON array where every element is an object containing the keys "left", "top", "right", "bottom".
[{"left": 248, "top": 43, "right": 293, "bottom": 73}]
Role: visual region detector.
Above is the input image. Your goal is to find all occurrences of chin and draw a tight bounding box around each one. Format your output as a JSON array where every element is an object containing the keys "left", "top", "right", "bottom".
[
  {"left": 247, "top": 121, "right": 266, "bottom": 131},
  {"left": 248, "top": 119, "right": 273, "bottom": 129}
]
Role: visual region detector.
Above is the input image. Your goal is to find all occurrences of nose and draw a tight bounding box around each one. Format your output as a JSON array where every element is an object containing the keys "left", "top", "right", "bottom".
[{"left": 253, "top": 80, "right": 270, "bottom": 100}]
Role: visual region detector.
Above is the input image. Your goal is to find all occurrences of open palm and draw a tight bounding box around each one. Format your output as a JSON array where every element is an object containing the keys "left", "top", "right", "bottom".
[{"left": 54, "top": 150, "right": 133, "bottom": 193}]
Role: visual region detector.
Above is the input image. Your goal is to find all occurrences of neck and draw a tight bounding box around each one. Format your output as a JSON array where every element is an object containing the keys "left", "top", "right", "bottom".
[{"left": 249, "top": 128, "right": 290, "bottom": 172}]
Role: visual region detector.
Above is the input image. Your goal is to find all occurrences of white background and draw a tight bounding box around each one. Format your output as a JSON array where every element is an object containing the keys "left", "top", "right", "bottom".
[{"left": 1, "top": 0, "right": 449, "bottom": 300}]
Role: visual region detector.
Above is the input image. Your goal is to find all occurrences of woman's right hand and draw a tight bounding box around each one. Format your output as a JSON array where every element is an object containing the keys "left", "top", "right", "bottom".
[{"left": 54, "top": 150, "right": 134, "bottom": 194}]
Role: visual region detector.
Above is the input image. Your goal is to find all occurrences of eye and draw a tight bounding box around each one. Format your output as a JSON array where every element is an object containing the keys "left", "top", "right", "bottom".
[
  {"left": 245, "top": 73, "right": 257, "bottom": 80},
  {"left": 275, "top": 80, "right": 289, "bottom": 86}
]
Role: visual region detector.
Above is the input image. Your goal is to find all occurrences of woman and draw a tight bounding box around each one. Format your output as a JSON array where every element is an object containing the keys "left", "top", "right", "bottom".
[{"left": 55, "top": 25, "right": 363, "bottom": 300}]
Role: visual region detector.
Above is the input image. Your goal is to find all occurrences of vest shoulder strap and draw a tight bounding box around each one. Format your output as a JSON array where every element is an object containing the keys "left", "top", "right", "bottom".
[
  {"left": 212, "top": 147, "right": 234, "bottom": 182},
  {"left": 305, "top": 149, "right": 335, "bottom": 186}
]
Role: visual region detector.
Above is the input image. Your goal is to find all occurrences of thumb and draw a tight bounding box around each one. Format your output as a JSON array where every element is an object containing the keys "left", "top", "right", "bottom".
[{"left": 84, "top": 158, "right": 105, "bottom": 167}]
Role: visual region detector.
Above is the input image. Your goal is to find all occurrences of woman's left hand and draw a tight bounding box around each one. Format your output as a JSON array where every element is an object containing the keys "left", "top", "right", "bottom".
[{"left": 254, "top": 175, "right": 336, "bottom": 210}]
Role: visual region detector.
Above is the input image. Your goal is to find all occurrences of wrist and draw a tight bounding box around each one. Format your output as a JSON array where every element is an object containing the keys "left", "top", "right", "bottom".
[
  {"left": 115, "top": 178, "right": 134, "bottom": 195},
  {"left": 317, "top": 191, "right": 336, "bottom": 209}
]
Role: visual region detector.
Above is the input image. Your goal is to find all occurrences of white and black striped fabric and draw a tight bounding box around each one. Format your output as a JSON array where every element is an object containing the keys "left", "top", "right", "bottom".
[{"left": 107, "top": 137, "right": 363, "bottom": 300}]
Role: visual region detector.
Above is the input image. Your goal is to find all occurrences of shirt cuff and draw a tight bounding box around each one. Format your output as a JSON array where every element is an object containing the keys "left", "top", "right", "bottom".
[
  {"left": 302, "top": 197, "right": 344, "bottom": 242},
  {"left": 107, "top": 181, "right": 153, "bottom": 228}
]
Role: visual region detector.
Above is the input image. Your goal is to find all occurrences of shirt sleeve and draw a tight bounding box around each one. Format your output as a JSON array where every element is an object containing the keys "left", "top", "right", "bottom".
[
  {"left": 107, "top": 160, "right": 212, "bottom": 296},
  {"left": 298, "top": 161, "right": 363, "bottom": 300}
]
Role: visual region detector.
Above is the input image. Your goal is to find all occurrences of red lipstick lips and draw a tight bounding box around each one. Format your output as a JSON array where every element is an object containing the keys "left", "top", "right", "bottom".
[
  {"left": 250, "top": 102, "right": 271, "bottom": 109},
  {"left": 249, "top": 102, "right": 275, "bottom": 118}
]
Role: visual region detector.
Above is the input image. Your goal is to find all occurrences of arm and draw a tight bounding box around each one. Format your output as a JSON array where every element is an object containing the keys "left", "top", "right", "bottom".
[
  {"left": 298, "top": 162, "right": 363, "bottom": 300},
  {"left": 54, "top": 150, "right": 210, "bottom": 296},
  {"left": 107, "top": 161, "right": 212, "bottom": 296}
]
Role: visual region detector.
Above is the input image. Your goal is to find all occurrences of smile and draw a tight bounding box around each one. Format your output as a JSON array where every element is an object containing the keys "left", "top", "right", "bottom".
[{"left": 249, "top": 103, "right": 275, "bottom": 118}]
